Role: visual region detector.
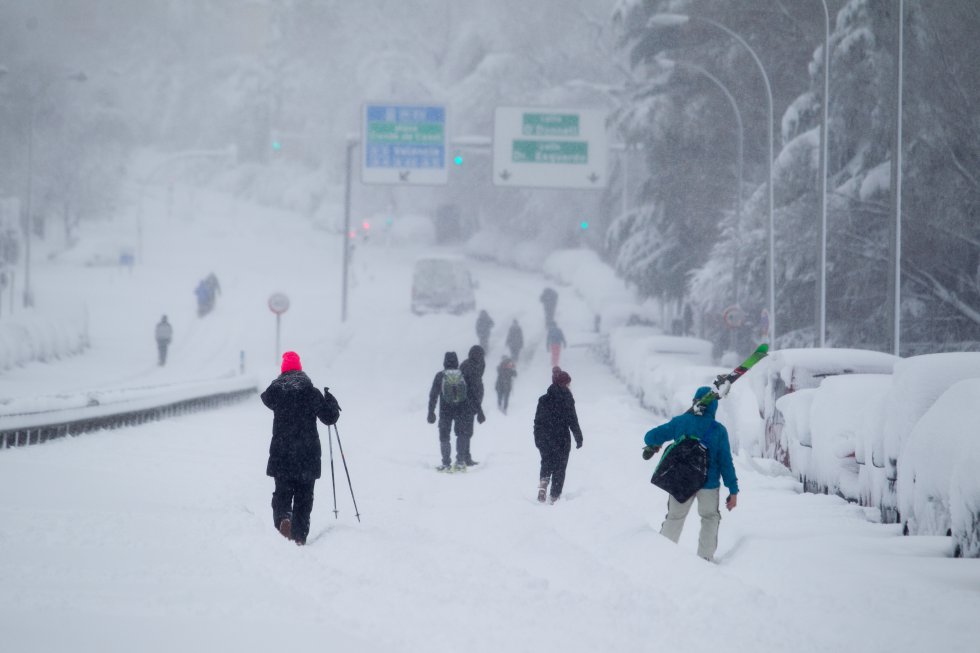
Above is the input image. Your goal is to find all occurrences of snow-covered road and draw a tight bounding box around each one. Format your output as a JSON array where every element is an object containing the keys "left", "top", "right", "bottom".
[{"left": 1, "top": 189, "right": 977, "bottom": 653}]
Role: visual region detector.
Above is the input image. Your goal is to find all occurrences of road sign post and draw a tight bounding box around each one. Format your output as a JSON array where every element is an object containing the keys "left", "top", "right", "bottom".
[
  {"left": 268, "top": 292, "right": 290, "bottom": 365},
  {"left": 493, "top": 107, "right": 608, "bottom": 189},
  {"left": 362, "top": 103, "right": 448, "bottom": 185}
]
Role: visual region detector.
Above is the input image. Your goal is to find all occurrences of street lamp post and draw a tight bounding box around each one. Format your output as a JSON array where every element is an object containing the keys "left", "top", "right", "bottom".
[
  {"left": 816, "top": 0, "right": 831, "bottom": 347},
  {"left": 649, "top": 13, "right": 775, "bottom": 344},
  {"left": 887, "top": 0, "right": 904, "bottom": 356}
]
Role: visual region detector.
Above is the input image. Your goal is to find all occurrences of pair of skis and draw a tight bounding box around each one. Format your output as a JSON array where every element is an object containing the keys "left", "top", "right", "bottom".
[{"left": 686, "top": 344, "right": 769, "bottom": 415}]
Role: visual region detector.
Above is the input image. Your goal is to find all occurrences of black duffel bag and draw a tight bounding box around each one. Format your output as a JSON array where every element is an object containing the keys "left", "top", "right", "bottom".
[{"left": 650, "top": 435, "right": 708, "bottom": 503}]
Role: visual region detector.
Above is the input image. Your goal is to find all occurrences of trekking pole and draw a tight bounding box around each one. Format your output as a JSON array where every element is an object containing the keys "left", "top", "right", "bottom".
[
  {"left": 327, "top": 423, "right": 339, "bottom": 519},
  {"left": 332, "top": 423, "right": 361, "bottom": 522}
]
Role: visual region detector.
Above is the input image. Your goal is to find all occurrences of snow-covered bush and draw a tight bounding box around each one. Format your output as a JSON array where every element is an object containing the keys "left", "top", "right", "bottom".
[
  {"left": 463, "top": 230, "right": 551, "bottom": 272},
  {"left": 0, "top": 309, "right": 89, "bottom": 371},
  {"left": 542, "top": 249, "right": 635, "bottom": 317},
  {"left": 897, "top": 379, "right": 980, "bottom": 554}
]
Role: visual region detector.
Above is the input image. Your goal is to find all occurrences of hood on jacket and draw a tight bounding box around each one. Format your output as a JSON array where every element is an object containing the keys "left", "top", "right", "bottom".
[
  {"left": 443, "top": 352, "right": 459, "bottom": 369},
  {"left": 693, "top": 385, "right": 719, "bottom": 419},
  {"left": 467, "top": 345, "right": 485, "bottom": 363}
]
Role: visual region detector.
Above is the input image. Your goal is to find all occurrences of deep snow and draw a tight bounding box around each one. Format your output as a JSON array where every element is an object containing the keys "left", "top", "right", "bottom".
[{"left": 1, "top": 185, "right": 978, "bottom": 653}]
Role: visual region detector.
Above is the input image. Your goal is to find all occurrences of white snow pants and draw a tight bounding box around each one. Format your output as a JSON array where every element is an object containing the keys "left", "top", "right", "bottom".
[{"left": 659, "top": 487, "right": 721, "bottom": 561}]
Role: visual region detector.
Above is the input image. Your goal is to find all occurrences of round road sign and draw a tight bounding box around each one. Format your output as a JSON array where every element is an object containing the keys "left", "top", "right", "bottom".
[{"left": 268, "top": 292, "right": 290, "bottom": 314}]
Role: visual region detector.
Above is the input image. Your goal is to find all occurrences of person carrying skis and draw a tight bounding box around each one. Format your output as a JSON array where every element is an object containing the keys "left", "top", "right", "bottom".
[
  {"left": 475, "top": 310, "right": 494, "bottom": 353},
  {"left": 262, "top": 351, "right": 341, "bottom": 545},
  {"left": 505, "top": 319, "right": 524, "bottom": 362},
  {"left": 494, "top": 355, "right": 517, "bottom": 414},
  {"left": 457, "top": 344, "right": 487, "bottom": 466},
  {"left": 428, "top": 351, "right": 469, "bottom": 471},
  {"left": 545, "top": 321, "right": 566, "bottom": 368},
  {"left": 154, "top": 315, "right": 173, "bottom": 366},
  {"left": 533, "top": 367, "right": 583, "bottom": 504},
  {"left": 642, "top": 386, "right": 738, "bottom": 562}
]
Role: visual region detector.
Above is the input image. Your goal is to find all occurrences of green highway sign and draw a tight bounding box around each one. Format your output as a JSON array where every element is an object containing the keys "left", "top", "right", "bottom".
[{"left": 494, "top": 107, "right": 607, "bottom": 189}]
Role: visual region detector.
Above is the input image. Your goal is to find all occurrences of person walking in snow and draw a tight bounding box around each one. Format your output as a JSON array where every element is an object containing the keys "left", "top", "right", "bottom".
[
  {"left": 540, "top": 287, "right": 558, "bottom": 326},
  {"left": 494, "top": 355, "right": 517, "bottom": 414},
  {"left": 505, "top": 319, "right": 524, "bottom": 362},
  {"left": 475, "top": 310, "right": 494, "bottom": 353},
  {"left": 457, "top": 344, "right": 487, "bottom": 466},
  {"left": 642, "top": 386, "right": 739, "bottom": 562},
  {"left": 154, "top": 315, "right": 173, "bottom": 366},
  {"left": 428, "top": 351, "right": 469, "bottom": 471},
  {"left": 545, "top": 321, "right": 566, "bottom": 368},
  {"left": 533, "top": 367, "right": 583, "bottom": 504},
  {"left": 262, "top": 351, "right": 341, "bottom": 545}
]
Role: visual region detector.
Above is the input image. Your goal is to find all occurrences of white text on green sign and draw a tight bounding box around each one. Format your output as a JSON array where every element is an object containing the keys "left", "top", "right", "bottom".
[
  {"left": 522, "top": 113, "right": 580, "bottom": 137},
  {"left": 512, "top": 140, "right": 588, "bottom": 165}
]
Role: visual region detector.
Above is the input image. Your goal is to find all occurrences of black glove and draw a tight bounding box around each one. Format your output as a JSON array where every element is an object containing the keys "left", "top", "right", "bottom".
[
  {"left": 575, "top": 440, "right": 583, "bottom": 449},
  {"left": 642, "top": 445, "right": 660, "bottom": 460},
  {"left": 476, "top": 410, "right": 486, "bottom": 424},
  {"left": 427, "top": 412, "right": 436, "bottom": 424}
]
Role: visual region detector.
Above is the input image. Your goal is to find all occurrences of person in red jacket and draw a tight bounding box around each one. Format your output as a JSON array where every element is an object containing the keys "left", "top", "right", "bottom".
[{"left": 261, "top": 351, "right": 340, "bottom": 545}]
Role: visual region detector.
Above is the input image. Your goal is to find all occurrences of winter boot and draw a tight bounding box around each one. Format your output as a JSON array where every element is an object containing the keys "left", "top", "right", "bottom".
[
  {"left": 436, "top": 464, "right": 453, "bottom": 472},
  {"left": 549, "top": 494, "right": 560, "bottom": 505},
  {"left": 278, "top": 517, "right": 292, "bottom": 541},
  {"left": 465, "top": 458, "right": 479, "bottom": 467},
  {"left": 537, "top": 478, "right": 548, "bottom": 503}
]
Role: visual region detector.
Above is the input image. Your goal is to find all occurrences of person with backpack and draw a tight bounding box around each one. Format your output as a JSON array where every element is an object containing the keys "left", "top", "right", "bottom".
[
  {"left": 533, "top": 367, "right": 583, "bottom": 504},
  {"left": 642, "top": 386, "right": 739, "bottom": 562},
  {"left": 262, "top": 351, "right": 341, "bottom": 545},
  {"left": 154, "top": 315, "right": 173, "bottom": 366},
  {"left": 457, "top": 344, "right": 487, "bottom": 466},
  {"left": 505, "top": 319, "right": 524, "bottom": 362},
  {"left": 428, "top": 351, "right": 469, "bottom": 471},
  {"left": 545, "top": 321, "right": 566, "bottom": 368},
  {"left": 475, "top": 310, "right": 494, "bottom": 353},
  {"left": 494, "top": 355, "right": 517, "bottom": 414}
]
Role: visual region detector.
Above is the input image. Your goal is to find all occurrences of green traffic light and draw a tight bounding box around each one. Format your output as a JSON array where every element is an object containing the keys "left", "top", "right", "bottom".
[
  {"left": 272, "top": 141, "right": 282, "bottom": 151},
  {"left": 580, "top": 221, "right": 589, "bottom": 230},
  {"left": 453, "top": 155, "right": 463, "bottom": 166}
]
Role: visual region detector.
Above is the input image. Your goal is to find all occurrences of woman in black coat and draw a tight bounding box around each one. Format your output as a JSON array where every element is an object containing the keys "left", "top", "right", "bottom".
[
  {"left": 261, "top": 351, "right": 340, "bottom": 545},
  {"left": 533, "top": 367, "right": 583, "bottom": 504}
]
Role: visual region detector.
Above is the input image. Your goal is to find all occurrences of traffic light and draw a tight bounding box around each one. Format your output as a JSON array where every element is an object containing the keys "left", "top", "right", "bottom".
[
  {"left": 580, "top": 221, "right": 589, "bottom": 230},
  {"left": 453, "top": 153, "right": 464, "bottom": 166}
]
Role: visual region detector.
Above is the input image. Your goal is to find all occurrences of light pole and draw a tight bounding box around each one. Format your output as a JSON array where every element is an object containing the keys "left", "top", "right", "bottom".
[
  {"left": 816, "top": 0, "right": 831, "bottom": 347},
  {"left": 649, "top": 13, "right": 775, "bottom": 344},
  {"left": 887, "top": 0, "right": 904, "bottom": 356},
  {"left": 22, "top": 70, "right": 86, "bottom": 308}
]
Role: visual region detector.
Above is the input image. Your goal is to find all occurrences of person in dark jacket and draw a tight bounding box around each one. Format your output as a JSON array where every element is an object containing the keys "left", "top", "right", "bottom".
[
  {"left": 428, "top": 351, "right": 469, "bottom": 470},
  {"left": 642, "top": 386, "right": 739, "bottom": 562},
  {"left": 494, "top": 355, "right": 517, "bottom": 414},
  {"left": 540, "top": 287, "right": 558, "bottom": 326},
  {"left": 545, "top": 321, "right": 566, "bottom": 368},
  {"left": 533, "top": 367, "right": 583, "bottom": 504},
  {"left": 154, "top": 315, "right": 173, "bottom": 366},
  {"left": 475, "top": 310, "right": 494, "bottom": 353},
  {"left": 505, "top": 319, "right": 524, "bottom": 362},
  {"left": 262, "top": 351, "right": 340, "bottom": 545},
  {"left": 457, "top": 345, "right": 487, "bottom": 466}
]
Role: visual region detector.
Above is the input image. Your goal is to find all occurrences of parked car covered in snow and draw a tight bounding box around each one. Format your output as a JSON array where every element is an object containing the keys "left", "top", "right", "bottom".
[
  {"left": 410, "top": 257, "right": 476, "bottom": 315},
  {"left": 755, "top": 348, "right": 898, "bottom": 469}
]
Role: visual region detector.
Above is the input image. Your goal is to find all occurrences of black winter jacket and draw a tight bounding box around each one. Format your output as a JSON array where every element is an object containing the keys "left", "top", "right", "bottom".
[
  {"left": 459, "top": 345, "right": 486, "bottom": 416},
  {"left": 262, "top": 371, "right": 340, "bottom": 481},
  {"left": 533, "top": 384, "right": 583, "bottom": 450},
  {"left": 429, "top": 352, "right": 466, "bottom": 417}
]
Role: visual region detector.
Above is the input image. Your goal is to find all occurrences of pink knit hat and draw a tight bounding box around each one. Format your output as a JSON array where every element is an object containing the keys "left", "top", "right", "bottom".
[{"left": 281, "top": 351, "right": 302, "bottom": 373}]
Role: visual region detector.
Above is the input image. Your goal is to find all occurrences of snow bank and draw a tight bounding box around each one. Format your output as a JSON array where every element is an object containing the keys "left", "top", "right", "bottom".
[
  {"left": 897, "top": 379, "right": 980, "bottom": 552},
  {"left": 541, "top": 249, "right": 635, "bottom": 320},
  {"left": 464, "top": 231, "right": 552, "bottom": 272},
  {"left": 0, "top": 308, "right": 89, "bottom": 372}
]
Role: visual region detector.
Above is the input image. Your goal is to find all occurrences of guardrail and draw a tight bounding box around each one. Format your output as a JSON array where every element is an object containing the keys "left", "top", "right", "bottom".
[{"left": 1, "top": 381, "right": 257, "bottom": 450}]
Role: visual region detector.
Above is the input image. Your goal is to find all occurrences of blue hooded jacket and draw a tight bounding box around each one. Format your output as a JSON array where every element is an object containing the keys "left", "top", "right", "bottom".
[{"left": 643, "top": 386, "right": 739, "bottom": 495}]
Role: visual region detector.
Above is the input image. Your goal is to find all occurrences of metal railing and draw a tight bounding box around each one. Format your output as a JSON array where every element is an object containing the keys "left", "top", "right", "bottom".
[{"left": 1, "top": 385, "right": 256, "bottom": 449}]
